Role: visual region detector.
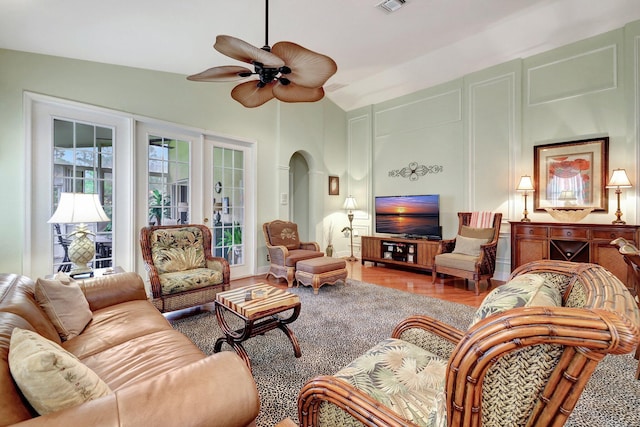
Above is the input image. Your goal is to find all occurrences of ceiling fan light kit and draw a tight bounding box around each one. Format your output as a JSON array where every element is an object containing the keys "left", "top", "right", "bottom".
[{"left": 187, "top": 0, "right": 337, "bottom": 108}]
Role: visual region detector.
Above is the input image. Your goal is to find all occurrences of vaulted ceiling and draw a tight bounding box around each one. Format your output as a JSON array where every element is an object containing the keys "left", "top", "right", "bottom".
[{"left": 2, "top": 0, "right": 640, "bottom": 111}]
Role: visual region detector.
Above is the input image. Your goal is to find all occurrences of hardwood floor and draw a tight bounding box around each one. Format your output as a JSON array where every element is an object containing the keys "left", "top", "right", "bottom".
[
  {"left": 165, "top": 260, "right": 501, "bottom": 321},
  {"left": 232, "top": 260, "right": 501, "bottom": 308}
]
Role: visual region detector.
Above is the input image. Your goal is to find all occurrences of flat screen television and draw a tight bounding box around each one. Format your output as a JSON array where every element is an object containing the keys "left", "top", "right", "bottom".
[{"left": 375, "top": 194, "right": 441, "bottom": 239}]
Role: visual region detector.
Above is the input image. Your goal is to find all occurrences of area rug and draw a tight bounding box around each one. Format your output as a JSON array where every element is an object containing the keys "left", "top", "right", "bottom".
[{"left": 170, "top": 280, "right": 640, "bottom": 427}]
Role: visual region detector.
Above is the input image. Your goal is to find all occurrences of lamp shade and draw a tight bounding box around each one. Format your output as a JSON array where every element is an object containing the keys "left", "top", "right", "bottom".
[
  {"left": 606, "top": 169, "right": 632, "bottom": 188},
  {"left": 516, "top": 175, "right": 535, "bottom": 192},
  {"left": 48, "top": 193, "right": 110, "bottom": 224},
  {"left": 343, "top": 196, "right": 358, "bottom": 211}
]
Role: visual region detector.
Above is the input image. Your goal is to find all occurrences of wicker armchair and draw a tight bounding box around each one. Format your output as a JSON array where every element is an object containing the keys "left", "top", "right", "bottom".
[
  {"left": 299, "top": 260, "right": 640, "bottom": 427},
  {"left": 140, "top": 224, "right": 230, "bottom": 312},
  {"left": 263, "top": 220, "right": 324, "bottom": 287},
  {"left": 432, "top": 212, "right": 502, "bottom": 295}
]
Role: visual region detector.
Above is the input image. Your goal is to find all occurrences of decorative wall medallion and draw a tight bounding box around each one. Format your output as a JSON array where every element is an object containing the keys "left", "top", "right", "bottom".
[{"left": 389, "top": 162, "right": 443, "bottom": 181}]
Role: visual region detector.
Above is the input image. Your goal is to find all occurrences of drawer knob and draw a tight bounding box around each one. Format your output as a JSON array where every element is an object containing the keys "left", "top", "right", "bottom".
[
  {"left": 528, "top": 230, "right": 533, "bottom": 235},
  {"left": 566, "top": 231, "right": 572, "bottom": 237},
  {"left": 610, "top": 233, "right": 616, "bottom": 238}
]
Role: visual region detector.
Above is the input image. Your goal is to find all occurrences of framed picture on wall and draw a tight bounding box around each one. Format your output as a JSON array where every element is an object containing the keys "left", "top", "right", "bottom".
[
  {"left": 329, "top": 176, "right": 339, "bottom": 195},
  {"left": 534, "top": 137, "right": 609, "bottom": 211}
]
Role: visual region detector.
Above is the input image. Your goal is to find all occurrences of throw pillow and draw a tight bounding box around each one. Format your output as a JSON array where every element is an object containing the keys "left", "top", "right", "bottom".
[
  {"left": 53, "top": 272, "right": 75, "bottom": 285},
  {"left": 35, "top": 277, "right": 92, "bottom": 341},
  {"left": 470, "top": 273, "right": 562, "bottom": 326},
  {"left": 452, "top": 235, "right": 488, "bottom": 257},
  {"left": 8, "top": 328, "right": 112, "bottom": 415},
  {"left": 460, "top": 225, "right": 495, "bottom": 241}
]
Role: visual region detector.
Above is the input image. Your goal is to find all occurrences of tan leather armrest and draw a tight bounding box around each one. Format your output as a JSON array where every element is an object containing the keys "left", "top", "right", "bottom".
[
  {"left": 12, "top": 352, "right": 260, "bottom": 427},
  {"left": 76, "top": 272, "right": 148, "bottom": 312}
]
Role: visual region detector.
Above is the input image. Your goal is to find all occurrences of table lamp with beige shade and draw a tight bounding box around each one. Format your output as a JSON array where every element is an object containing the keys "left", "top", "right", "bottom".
[
  {"left": 516, "top": 175, "right": 535, "bottom": 222},
  {"left": 48, "top": 193, "right": 110, "bottom": 277},
  {"left": 606, "top": 168, "right": 633, "bottom": 225}
]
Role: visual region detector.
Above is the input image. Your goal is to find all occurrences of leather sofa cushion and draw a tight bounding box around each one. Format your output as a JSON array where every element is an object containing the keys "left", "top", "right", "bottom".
[
  {"left": 296, "top": 257, "right": 346, "bottom": 274},
  {"left": 62, "top": 300, "right": 173, "bottom": 360},
  {"left": 81, "top": 329, "right": 205, "bottom": 391},
  {"left": 284, "top": 249, "right": 325, "bottom": 267}
]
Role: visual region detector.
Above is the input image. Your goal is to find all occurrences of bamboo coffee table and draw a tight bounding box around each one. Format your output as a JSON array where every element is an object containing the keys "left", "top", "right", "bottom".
[{"left": 213, "top": 283, "right": 302, "bottom": 371}]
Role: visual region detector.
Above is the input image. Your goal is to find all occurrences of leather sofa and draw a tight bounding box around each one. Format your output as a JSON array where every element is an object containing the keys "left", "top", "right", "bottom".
[{"left": 0, "top": 272, "right": 260, "bottom": 426}]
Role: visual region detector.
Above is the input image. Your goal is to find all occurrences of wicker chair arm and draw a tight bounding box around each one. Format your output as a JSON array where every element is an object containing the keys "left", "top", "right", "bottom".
[
  {"left": 475, "top": 241, "right": 498, "bottom": 274},
  {"left": 437, "top": 238, "right": 456, "bottom": 255},
  {"left": 265, "top": 244, "right": 289, "bottom": 265},
  {"left": 447, "top": 306, "right": 639, "bottom": 427},
  {"left": 391, "top": 315, "right": 465, "bottom": 344},
  {"left": 300, "top": 241, "right": 321, "bottom": 251},
  {"left": 298, "top": 376, "right": 419, "bottom": 427}
]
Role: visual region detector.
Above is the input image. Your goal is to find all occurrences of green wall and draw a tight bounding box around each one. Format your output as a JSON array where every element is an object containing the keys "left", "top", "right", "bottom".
[
  {"left": 0, "top": 49, "right": 346, "bottom": 274},
  {"left": 346, "top": 20, "right": 640, "bottom": 279},
  {"left": 3, "top": 18, "right": 639, "bottom": 278}
]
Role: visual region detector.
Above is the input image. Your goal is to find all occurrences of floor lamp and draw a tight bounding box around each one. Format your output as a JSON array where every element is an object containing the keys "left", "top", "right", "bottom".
[
  {"left": 606, "top": 168, "right": 632, "bottom": 224},
  {"left": 516, "top": 175, "right": 535, "bottom": 222},
  {"left": 343, "top": 196, "right": 358, "bottom": 261},
  {"left": 48, "top": 193, "right": 110, "bottom": 277}
]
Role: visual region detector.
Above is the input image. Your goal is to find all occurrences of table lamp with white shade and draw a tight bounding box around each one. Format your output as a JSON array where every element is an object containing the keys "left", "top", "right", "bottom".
[{"left": 48, "top": 193, "right": 110, "bottom": 277}]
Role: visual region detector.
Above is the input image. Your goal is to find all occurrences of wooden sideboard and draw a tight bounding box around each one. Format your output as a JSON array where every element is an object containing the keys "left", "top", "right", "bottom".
[
  {"left": 510, "top": 221, "right": 640, "bottom": 288},
  {"left": 361, "top": 235, "right": 439, "bottom": 273}
]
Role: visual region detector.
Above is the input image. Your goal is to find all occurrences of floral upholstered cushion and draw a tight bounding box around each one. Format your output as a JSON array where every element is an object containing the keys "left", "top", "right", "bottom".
[
  {"left": 322, "top": 338, "right": 447, "bottom": 427},
  {"left": 159, "top": 267, "right": 223, "bottom": 295},
  {"left": 470, "top": 273, "right": 562, "bottom": 327},
  {"left": 150, "top": 227, "right": 207, "bottom": 274}
]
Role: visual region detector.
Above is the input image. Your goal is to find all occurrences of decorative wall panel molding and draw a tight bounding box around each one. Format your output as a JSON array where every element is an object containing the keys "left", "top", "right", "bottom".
[
  {"left": 375, "top": 89, "right": 462, "bottom": 137},
  {"left": 528, "top": 45, "right": 616, "bottom": 105},
  {"left": 388, "top": 162, "right": 443, "bottom": 181}
]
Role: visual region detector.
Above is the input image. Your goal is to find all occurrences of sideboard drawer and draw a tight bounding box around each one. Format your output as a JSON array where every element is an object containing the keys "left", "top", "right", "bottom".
[
  {"left": 516, "top": 225, "right": 548, "bottom": 237},
  {"left": 550, "top": 227, "right": 589, "bottom": 239},
  {"left": 592, "top": 228, "right": 637, "bottom": 241}
]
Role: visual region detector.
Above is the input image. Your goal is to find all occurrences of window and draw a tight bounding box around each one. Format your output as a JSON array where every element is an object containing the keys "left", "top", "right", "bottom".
[{"left": 52, "top": 119, "right": 113, "bottom": 272}]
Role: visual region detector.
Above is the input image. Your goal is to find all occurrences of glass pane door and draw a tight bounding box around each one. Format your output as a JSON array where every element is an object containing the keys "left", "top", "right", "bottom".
[
  {"left": 211, "top": 146, "right": 244, "bottom": 268},
  {"left": 147, "top": 136, "right": 190, "bottom": 226}
]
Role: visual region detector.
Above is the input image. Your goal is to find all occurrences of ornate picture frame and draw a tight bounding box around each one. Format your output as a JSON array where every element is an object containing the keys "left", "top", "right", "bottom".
[
  {"left": 534, "top": 137, "right": 609, "bottom": 211},
  {"left": 328, "top": 176, "right": 339, "bottom": 196}
]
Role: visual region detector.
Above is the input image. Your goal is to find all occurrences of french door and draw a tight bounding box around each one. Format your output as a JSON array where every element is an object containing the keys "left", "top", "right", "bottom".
[
  {"left": 135, "top": 123, "right": 255, "bottom": 279},
  {"left": 204, "top": 137, "right": 254, "bottom": 279}
]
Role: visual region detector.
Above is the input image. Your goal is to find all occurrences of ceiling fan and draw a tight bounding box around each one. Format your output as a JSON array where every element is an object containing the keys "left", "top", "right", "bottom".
[{"left": 187, "top": 0, "right": 337, "bottom": 108}]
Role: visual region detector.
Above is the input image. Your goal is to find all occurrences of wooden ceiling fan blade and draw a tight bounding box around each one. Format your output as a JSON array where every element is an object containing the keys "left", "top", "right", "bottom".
[
  {"left": 187, "top": 66, "right": 253, "bottom": 82},
  {"left": 231, "top": 80, "right": 276, "bottom": 108},
  {"left": 272, "top": 41, "right": 337, "bottom": 88},
  {"left": 273, "top": 82, "right": 325, "bottom": 103},
  {"left": 215, "top": 35, "right": 285, "bottom": 68}
]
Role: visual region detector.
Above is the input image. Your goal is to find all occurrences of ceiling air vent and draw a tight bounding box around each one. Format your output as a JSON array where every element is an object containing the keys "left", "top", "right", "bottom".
[{"left": 377, "top": 0, "right": 406, "bottom": 13}]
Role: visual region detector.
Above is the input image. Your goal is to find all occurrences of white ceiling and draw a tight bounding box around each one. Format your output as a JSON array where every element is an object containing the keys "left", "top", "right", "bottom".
[{"left": 2, "top": 0, "right": 640, "bottom": 111}]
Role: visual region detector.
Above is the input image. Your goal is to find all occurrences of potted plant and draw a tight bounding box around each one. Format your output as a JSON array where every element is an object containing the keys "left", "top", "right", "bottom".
[
  {"left": 325, "top": 222, "right": 334, "bottom": 257},
  {"left": 149, "top": 189, "right": 170, "bottom": 226},
  {"left": 219, "top": 222, "right": 242, "bottom": 262}
]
